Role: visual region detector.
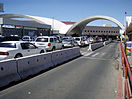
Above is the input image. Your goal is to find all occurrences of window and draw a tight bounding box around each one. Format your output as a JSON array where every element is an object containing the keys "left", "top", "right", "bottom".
[
  {"left": 21, "top": 43, "right": 36, "bottom": 49},
  {"left": 36, "top": 38, "right": 48, "bottom": 42},
  {"left": 0, "top": 43, "right": 16, "bottom": 48},
  {"left": 50, "top": 38, "right": 54, "bottom": 42}
]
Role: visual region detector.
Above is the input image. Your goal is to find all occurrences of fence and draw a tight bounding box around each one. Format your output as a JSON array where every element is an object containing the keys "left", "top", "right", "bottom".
[{"left": 120, "top": 41, "right": 132, "bottom": 99}]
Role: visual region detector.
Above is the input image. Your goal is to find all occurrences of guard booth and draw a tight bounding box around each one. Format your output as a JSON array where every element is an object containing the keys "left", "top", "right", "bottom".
[{"left": 0, "top": 18, "right": 51, "bottom": 37}]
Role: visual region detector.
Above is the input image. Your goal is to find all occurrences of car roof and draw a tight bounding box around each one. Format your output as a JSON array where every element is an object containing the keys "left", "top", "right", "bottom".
[
  {"left": 1, "top": 41, "right": 27, "bottom": 43},
  {"left": 37, "top": 36, "right": 56, "bottom": 38}
]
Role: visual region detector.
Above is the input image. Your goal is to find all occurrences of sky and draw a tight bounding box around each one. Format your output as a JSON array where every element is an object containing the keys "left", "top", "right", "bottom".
[{"left": 0, "top": 0, "right": 132, "bottom": 26}]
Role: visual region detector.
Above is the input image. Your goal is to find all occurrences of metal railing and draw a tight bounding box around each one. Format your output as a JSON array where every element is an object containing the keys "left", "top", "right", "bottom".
[{"left": 120, "top": 41, "right": 132, "bottom": 99}]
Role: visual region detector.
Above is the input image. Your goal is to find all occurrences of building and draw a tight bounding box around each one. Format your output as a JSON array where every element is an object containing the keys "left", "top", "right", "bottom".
[
  {"left": 82, "top": 26, "right": 120, "bottom": 39},
  {"left": 0, "top": 18, "right": 51, "bottom": 37}
]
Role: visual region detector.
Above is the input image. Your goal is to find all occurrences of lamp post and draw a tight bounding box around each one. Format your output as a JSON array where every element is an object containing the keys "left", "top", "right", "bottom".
[{"left": 124, "top": 12, "right": 127, "bottom": 54}]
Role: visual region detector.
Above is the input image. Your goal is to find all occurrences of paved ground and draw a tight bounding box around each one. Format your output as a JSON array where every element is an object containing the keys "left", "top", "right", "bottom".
[{"left": 0, "top": 42, "right": 119, "bottom": 99}]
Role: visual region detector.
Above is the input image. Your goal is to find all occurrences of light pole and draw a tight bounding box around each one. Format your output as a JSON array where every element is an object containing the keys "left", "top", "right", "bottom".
[{"left": 124, "top": 12, "right": 127, "bottom": 53}]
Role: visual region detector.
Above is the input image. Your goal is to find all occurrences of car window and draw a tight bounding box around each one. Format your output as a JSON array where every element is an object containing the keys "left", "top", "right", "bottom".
[
  {"left": 75, "top": 38, "right": 80, "bottom": 41},
  {"left": 50, "top": 38, "right": 54, "bottom": 42},
  {"left": 0, "top": 43, "right": 16, "bottom": 48},
  {"left": 21, "top": 43, "right": 36, "bottom": 49},
  {"left": 36, "top": 38, "right": 48, "bottom": 42}
]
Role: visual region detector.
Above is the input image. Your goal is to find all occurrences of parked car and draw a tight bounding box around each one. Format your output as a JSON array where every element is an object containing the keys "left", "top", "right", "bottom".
[
  {"left": 73, "top": 37, "right": 85, "bottom": 47},
  {"left": 34, "top": 36, "right": 63, "bottom": 51},
  {"left": 62, "top": 39, "right": 77, "bottom": 48},
  {"left": 0, "top": 41, "right": 46, "bottom": 61}
]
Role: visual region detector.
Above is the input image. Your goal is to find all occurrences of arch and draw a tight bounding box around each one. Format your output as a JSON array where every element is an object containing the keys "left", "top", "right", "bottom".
[
  {"left": 66, "top": 16, "right": 124, "bottom": 35},
  {"left": 0, "top": 14, "right": 68, "bottom": 34}
]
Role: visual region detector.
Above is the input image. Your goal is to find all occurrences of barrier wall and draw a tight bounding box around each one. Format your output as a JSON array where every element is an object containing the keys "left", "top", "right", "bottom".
[
  {"left": 88, "top": 41, "right": 111, "bottom": 51},
  {"left": 0, "top": 59, "right": 21, "bottom": 87},
  {"left": 88, "top": 42, "right": 104, "bottom": 51},
  {"left": 103, "top": 41, "right": 111, "bottom": 45},
  {"left": 51, "top": 47, "right": 81, "bottom": 66},
  {"left": 17, "top": 52, "right": 53, "bottom": 79},
  {"left": 0, "top": 47, "right": 81, "bottom": 87}
]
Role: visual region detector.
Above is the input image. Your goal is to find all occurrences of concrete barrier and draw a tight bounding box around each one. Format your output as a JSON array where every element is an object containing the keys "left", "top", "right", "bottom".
[
  {"left": 104, "top": 41, "right": 111, "bottom": 45},
  {"left": 17, "top": 52, "right": 53, "bottom": 79},
  {"left": 0, "top": 59, "right": 21, "bottom": 87},
  {"left": 71, "top": 47, "right": 81, "bottom": 58},
  {"left": 88, "top": 42, "right": 104, "bottom": 51},
  {"left": 0, "top": 47, "right": 81, "bottom": 87},
  {"left": 51, "top": 47, "right": 81, "bottom": 66}
]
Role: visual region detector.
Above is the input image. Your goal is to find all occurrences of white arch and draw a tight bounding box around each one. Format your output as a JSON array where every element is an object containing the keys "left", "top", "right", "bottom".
[
  {"left": 0, "top": 14, "right": 68, "bottom": 34},
  {"left": 67, "top": 16, "right": 124, "bottom": 35}
]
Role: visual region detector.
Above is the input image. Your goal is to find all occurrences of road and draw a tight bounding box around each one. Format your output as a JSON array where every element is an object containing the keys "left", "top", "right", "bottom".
[{"left": 0, "top": 41, "right": 119, "bottom": 99}]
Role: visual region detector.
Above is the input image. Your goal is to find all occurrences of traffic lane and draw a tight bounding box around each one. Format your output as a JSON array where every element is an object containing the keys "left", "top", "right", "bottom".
[
  {"left": 0, "top": 58, "right": 118, "bottom": 99},
  {"left": 0, "top": 43, "right": 118, "bottom": 99},
  {"left": 82, "top": 42, "right": 119, "bottom": 59}
]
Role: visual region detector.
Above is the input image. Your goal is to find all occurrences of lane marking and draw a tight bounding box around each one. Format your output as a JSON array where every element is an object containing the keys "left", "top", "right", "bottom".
[
  {"left": 81, "top": 52, "right": 88, "bottom": 55},
  {"left": 91, "top": 52, "right": 99, "bottom": 57},
  {"left": 81, "top": 57, "right": 112, "bottom": 61},
  {"left": 83, "top": 52, "right": 94, "bottom": 56},
  {"left": 99, "top": 52, "right": 106, "bottom": 57}
]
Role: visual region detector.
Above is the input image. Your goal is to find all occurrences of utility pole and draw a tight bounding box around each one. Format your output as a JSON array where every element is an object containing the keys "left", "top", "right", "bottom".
[{"left": 124, "top": 12, "right": 127, "bottom": 54}]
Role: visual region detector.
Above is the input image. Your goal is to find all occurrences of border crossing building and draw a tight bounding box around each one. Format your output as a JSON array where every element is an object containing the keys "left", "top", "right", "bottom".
[{"left": 0, "top": 18, "right": 51, "bottom": 37}]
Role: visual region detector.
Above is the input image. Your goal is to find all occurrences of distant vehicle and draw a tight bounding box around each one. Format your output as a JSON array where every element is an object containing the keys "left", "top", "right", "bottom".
[
  {"left": 73, "top": 37, "right": 85, "bottom": 47},
  {"left": 0, "top": 41, "right": 45, "bottom": 61},
  {"left": 83, "top": 39, "right": 90, "bottom": 46},
  {"left": 34, "top": 36, "right": 63, "bottom": 51},
  {"left": 62, "top": 36, "right": 73, "bottom": 40},
  {"left": 22, "top": 36, "right": 32, "bottom": 42},
  {"left": 62, "top": 39, "right": 77, "bottom": 47}
]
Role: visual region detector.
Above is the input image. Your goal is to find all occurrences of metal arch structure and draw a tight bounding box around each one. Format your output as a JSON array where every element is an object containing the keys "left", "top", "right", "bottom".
[
  {"left": 0, "top": 14, "right": 69, "bottom": 34},
  {"left": 0, "top": 14, "right": 125, "bottom": 35},
  {"left": 66, "top": 16, "right": 125, "bottom": 35}
]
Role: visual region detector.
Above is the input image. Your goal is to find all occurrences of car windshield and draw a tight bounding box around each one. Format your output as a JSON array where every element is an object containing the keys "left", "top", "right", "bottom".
[
  {"left": 75, "top": 38, "right": 80, "bottom": 41},
  {"left": 0, "top": 43, "right": 16, "bottom": 48},
  {"left": 36, "top": 38, "right": 48, "bottom": 42}
]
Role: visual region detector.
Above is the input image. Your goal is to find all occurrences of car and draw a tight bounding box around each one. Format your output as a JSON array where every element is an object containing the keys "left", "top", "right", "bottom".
[
  {"left": 0, "top": 41, "right": 46, "bottom": 61},
  {"left": 73, "top": 37, "right": 85, "bottom": 47},
  {"left": 62, "top": 39, "right": 77, "bottom": 48},
  {"left": 22, "top": 36, "right": 32, "bottom": 42},
  {"left": 33, "top": 36, "right": 63, "bottom": 51}
]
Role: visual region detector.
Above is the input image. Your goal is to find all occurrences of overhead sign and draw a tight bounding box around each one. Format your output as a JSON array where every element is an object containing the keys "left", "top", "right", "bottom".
[{"left": 0, "top": 3, "right": 4, "bottom": 12}]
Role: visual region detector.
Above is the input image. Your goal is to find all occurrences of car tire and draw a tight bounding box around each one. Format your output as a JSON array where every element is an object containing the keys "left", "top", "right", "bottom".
[
  {"left": 15, "top": 54, "right": 23, "bottom": 58},
  {"left": 40, "top": 50, "right": 45, "bottom": 54},
  {"left": 52, "top": 47, "right": 56, "bottom": 51}
]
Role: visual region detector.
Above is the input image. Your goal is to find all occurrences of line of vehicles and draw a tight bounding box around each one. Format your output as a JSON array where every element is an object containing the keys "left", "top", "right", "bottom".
[{"left": 0, "top": 35, "right": 105, "bottom": 61}]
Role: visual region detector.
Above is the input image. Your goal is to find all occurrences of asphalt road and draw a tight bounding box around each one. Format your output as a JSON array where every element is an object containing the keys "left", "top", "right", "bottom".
[{"left": 0, "top": 42, "right": 119, "bottom": 99}]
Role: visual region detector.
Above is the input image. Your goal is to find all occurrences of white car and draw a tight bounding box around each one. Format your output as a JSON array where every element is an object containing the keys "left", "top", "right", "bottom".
[
  {"left": 73, "top": 37, "right": 85, "bottom": 47},
  {"left": 34, "top": 36, "right": 63, "bottom": 51},
  {"left": 0, "top": 41, "right": 46, "bottom": 61},
  {"left": 22, "top": 36, "right": 32, "bottom": 42}
]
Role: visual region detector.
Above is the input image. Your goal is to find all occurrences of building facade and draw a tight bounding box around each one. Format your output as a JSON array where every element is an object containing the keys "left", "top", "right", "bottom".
[
  {"left": 0, "top": 18, "right": 51, "bottom": 37},
  {"left": 82, "top": 26, "right": 120, "bottom": 39}
]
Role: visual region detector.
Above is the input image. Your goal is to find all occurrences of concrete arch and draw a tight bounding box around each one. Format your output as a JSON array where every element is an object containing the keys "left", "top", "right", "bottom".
[
  {"left": 0, "top": 14, "right": 68, "bottom": 34},
  {"left": 67, "top": 16, "right": 124, "bottom": 35}
]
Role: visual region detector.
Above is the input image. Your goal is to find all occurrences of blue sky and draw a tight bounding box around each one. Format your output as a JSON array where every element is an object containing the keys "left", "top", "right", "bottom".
[{"left": 0, "top": 0, "right": 132, "bottom": 26}]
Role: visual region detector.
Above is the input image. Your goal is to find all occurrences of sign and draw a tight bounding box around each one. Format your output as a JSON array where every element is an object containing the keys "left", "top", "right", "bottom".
[
  {"left": 0, "top": 3, "right": 4, "bottom": 12},
  {"left": 126, "top": 42, "right": 132, "bottom": 56}
]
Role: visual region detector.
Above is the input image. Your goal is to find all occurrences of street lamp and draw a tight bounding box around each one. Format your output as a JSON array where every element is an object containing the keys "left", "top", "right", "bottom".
[{"left": 124, "top": 12, "right": 127, "bottom": 53}]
